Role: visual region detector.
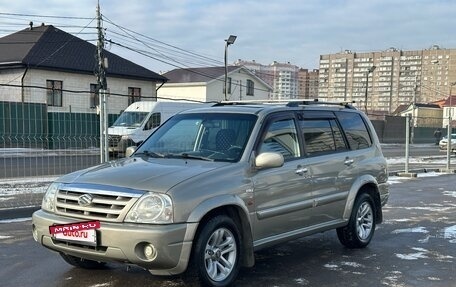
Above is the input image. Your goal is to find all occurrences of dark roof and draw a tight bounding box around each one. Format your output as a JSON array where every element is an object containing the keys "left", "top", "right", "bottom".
[
  {"left": 415, "top": 103, "right": 441, "bottom": 109},
  {"left": 443, "top": 95, "right": 456, "bottom": 107},
  {"left": 0, "top": 25, "right": 167, "bottom": 82},
  {"left": 392, "top": 104, "right": 408, "bottom": 115},
  {"left": 163, "top": 66, "right": 240, "bottom": 83}
]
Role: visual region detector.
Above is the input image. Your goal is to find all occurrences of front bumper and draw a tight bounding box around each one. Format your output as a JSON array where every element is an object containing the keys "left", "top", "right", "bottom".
[{"left": 32, "top": 209, "right": 197, "bottom": 275}]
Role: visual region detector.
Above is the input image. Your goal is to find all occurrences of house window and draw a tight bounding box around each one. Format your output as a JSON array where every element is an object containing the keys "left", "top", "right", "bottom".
[
  {"left": 246, "top": 79, "right": 254, "bottom": 96},
  {"left": 46, "top": 80, "right": 62, "bottom": 107},
  {"left": 90, "top": 84, "right": 99, "bottom": 108},
  {"left": 128, "top": 87, "right": 141, "bottom": 105}
]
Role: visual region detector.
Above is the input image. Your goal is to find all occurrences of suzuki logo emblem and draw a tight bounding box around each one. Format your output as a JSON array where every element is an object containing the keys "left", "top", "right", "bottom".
[{"left": 78, "top": 194, "right": 94, "bottom": 207}]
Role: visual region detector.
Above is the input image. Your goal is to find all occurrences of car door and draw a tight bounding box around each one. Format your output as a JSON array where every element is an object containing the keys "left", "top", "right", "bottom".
[
  {"left": 252, "top": 112, "right": 315, "bottom": 241},
  {"left": 298, "top": 111, "right": 354, "bottom": 226}
]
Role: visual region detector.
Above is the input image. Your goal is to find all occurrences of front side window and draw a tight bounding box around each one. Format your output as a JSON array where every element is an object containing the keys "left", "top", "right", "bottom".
[
  {"left": 128, "top": 87, "right": 141, "bottom": 105},
  {"left": 46, "top": 80, "right": 62, "bottom": 107},
  {"left": 335, "top": 112, "right": 372, "bottom": 150},
  {"left": 259, "top": 118, "right": 300, "bottom": 160},
  {"left": 145, "top": 113, "right": 161, "bottom": 130},
  {"left": 136, "top": 113, "right": 257, "bottom": 162}
]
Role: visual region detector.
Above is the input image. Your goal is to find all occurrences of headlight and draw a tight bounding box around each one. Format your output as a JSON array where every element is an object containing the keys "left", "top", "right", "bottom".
[
  {"left": 125, "top": 193, "right": 173, "bottom": 224},
  {"left": 42, "top": 182, "right": 61, "bottom": 212}
]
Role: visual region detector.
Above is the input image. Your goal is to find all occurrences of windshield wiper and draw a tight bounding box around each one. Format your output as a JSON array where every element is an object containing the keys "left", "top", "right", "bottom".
[
  {"left": 135, "top": 150, "right": 166, "bottom": 158},
  {"left": 173, "top": 153, "right": 214, "bottom": 162}
]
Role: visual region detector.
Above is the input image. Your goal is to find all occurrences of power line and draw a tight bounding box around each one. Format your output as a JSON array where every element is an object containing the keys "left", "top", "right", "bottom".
[{"left": 0, "top": 12, "right": 92, "bottom": 20}]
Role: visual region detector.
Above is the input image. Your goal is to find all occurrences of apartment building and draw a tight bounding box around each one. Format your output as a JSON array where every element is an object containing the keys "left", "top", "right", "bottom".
[
  {"left": 319, "top": 46, "right": 456, "bottom": 115},
  {"left": 235, "top": 60, "right": 306, "bottom": 100},
  {"left": 298, "top": 68, "right": 319, "bottom": 99}
]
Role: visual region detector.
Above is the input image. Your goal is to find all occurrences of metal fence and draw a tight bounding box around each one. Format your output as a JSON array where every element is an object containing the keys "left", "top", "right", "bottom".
[{"left": 0, "top": 101, "right": 118, "bottom": 208}]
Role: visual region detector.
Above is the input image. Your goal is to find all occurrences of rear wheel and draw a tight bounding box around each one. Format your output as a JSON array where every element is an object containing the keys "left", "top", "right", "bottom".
[
  {"left": 60, "top": 253, "right": 106, "bottom": 269},
  {"left": 337, "top": 193, "right": 376, "bottom": 248},
  {"left": 186, "top": 215, "right": 241, "bottom": 287}
]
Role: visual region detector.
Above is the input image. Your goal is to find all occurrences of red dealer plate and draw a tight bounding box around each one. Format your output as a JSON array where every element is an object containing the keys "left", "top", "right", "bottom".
[{"left": 49, "top": 221, "right": 100, "bottom": 246}]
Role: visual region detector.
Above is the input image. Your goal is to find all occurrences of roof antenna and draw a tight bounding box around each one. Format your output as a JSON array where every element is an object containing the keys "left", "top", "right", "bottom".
[{"left": 29, "top": 21, "right": 33, "bottom": 30}]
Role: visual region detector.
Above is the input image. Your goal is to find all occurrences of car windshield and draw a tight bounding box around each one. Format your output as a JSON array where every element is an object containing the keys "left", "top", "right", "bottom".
[
  {"left": 135, "top": 113, "right": 257, "bottom": 162},
  {"left": 112, "top": 112, "right": 149, "bottom": 127}
]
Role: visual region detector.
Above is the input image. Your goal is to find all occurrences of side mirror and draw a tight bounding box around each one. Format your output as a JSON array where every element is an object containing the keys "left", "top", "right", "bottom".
[
  {"left": 125, "top": 146, "right": 137, "bottom": 157},
  {"left": 255, "top": 152, "right": 284, "bottom": 169}
]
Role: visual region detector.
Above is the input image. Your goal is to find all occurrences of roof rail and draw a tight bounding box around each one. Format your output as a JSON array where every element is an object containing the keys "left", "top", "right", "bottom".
[
  {"left": 286, "top": 99, "right": 357, "bottom": 109},
  {"left": 212, "top": 99, "right": 357, "bottom": 109}
]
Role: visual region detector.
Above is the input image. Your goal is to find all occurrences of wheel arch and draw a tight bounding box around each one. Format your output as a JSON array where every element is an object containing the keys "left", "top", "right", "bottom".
[
  {"left": 343, "top": 175, "right": 383, "bottom": 224},
  {"left": 187, "top": 197, "right": 255, "bottom": 268}
]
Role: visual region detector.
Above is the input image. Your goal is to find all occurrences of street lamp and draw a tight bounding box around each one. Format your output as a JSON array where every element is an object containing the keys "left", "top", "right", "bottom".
[
  {"left": 224, "top": 35, "right": 237, "bottom": 101},
  {"left": 364, "top": 65, "right": 376, "bottom": 114}
]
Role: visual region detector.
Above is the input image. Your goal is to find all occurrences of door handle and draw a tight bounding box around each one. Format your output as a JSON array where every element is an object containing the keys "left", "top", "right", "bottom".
[
  {"left": 344, "top": 158, "right": 354, "bottom": 166},
  {"left": 295, "top": 167, "right": 308, "bottom": 176}
]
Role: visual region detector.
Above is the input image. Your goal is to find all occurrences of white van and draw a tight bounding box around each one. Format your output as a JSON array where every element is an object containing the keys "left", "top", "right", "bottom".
[{"left": 108, "top": 101, "right": 204, "bottom": 156}]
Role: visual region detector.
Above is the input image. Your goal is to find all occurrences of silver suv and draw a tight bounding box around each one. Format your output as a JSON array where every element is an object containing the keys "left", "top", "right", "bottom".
[{"left": 32, "top": 101, "right": 389, "bottom": 286}]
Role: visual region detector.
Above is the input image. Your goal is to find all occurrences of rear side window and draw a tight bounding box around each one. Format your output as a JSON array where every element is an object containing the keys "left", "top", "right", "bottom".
[
  {"left": 335, "top": 112, "right": 372, "bottom": 150},
  {"left": 299, "top": 118, "right": 347, "bottom": 156}
]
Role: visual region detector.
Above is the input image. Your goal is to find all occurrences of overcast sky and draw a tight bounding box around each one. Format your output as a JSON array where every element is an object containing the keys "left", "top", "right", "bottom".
[{"left": 1, "top": 0, "right": 456, "bottom": 73}]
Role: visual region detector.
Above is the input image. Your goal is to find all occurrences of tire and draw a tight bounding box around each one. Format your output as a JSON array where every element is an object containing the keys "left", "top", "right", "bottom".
[
  {"left": 337, "top": 193, "right": 376, "bottom": 249},
  {"left": 187, "top": 215, "right": 241, "bottom": 287},
  {"left": 60, "top": 253, "right": 106, "bottom": 269}
]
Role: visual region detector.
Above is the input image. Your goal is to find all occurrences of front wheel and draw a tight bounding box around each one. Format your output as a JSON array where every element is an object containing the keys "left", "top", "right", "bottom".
[
  {"left": 337, "top": 193, "right": 376, "bottom": 248},
  {"left": 187, "top": 215, "right": 241, "bottom": 287}
]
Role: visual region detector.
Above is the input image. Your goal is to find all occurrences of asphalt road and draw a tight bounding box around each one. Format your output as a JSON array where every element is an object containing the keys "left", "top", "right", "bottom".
[{"left": 1, "top": 174, "right": 455, "bottom": 287}]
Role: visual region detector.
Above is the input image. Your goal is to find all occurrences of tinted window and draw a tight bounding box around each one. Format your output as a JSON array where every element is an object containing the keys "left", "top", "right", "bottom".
[
  {"left": 259, "top": 118, "right": 300, "bottom": 160},
  {"left": 335, "top": 112, "right": 372, "bottom": 150},
  {"left": 299, "top": 119, "right": 347, "bottom": 156}
]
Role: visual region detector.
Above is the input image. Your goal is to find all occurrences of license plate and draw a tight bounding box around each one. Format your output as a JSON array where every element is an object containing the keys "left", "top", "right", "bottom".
[{"left": 49, "top": 221, "right": 100, "bottom": 246}]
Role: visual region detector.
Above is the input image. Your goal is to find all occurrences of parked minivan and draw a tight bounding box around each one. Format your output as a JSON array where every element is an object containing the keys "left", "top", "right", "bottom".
[
  {"left": 32, "top": 101, "right": 389, "bottom": 286},
  {"left": 108, "top": 101, "right": 205, "bottom": 156}
]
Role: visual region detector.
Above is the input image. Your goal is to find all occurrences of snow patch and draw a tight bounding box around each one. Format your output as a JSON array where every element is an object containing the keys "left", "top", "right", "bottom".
[
  {"left": 341, "top": 261, "right": 364, "bottom": 268},
  {"left": 443, "top": 191, "right": 456, "bottom": 198},
  {"left": 392, "top": 227, "right": 428, "bottom": 234},
  {"left": 0, "top": 217, "right": 32, "bottom": 224},
  {"left": 442, "top": 225, "right": 456, "bottom": 243},
  {"left": 88, "top": 283, "right": 111, "bottom": 287},
  {"left": 323, "top": 264, "right": 339, "bottom": 270},
  {"left": 294, "top": 278, "right": 309, "bottom": 285},
  {"left": 396, "top": 252, "right": 428, "bottom": 260}
]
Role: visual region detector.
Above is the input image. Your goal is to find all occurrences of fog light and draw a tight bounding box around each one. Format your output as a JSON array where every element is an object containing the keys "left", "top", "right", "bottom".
[{"left": 144, "top": 244, "right": 157, "bottom": 260}]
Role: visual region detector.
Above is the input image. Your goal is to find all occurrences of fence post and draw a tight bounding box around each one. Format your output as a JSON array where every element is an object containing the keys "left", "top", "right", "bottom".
[{"left": 405, "top": 114, "right": 410, "bottom": 173}]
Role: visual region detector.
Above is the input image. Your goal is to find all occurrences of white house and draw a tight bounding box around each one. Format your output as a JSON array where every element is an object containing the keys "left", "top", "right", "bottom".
[
  {"left": 0, "top": 24, "right": 167, "bottom": 114},
  {"left": 157, "top": 66, "right": 272, "bottom": 102},
  {"left": 442, "top": 95, "right": 456, "bottom": 127}
]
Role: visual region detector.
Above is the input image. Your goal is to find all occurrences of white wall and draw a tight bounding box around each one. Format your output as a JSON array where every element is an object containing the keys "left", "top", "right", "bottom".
[
  {"left": 158, "top": 68, "right": 271, "bottom": 103},
  {"left": 0, "top": 68, "right": 24, "bottom": 101},
  {"left": 7, "top": 68, "right": 158, "bottom": 114},
  {"left": 157, "top": 83, "right": 207, "bottom": 102}
]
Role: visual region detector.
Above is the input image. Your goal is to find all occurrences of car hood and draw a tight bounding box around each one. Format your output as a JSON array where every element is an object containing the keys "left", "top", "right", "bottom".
[{"left": 57, "top": 156, "right": 231, "bottom": 193}]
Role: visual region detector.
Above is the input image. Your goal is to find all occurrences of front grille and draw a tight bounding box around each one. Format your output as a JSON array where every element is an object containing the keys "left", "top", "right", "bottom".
[{"left": 55, "top": 185, "right": 143, "bottom": 222}]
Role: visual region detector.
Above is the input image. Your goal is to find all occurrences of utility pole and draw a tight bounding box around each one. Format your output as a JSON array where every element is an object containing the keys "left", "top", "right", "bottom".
[{"left": 96, "top": 1, "right": 108, "bottom": 163}]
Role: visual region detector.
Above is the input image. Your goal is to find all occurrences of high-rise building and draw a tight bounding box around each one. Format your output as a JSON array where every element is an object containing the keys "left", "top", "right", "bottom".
[
  {"left": 319, "top": 46, "right": 456, "bottom": 115},
  {"left": 235, "top": 60, "right": 307, "bottom": 100},
  {"left": 298, "top": 68, "right": 319, "bottom": 99}
]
